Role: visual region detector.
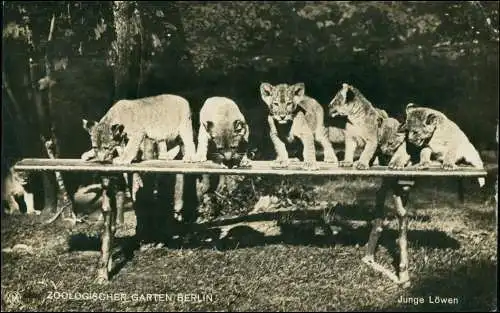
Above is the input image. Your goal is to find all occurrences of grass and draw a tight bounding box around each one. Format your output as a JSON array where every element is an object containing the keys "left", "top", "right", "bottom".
[{"left": 1, "top": 170, "right": 497, "bottom": 312}]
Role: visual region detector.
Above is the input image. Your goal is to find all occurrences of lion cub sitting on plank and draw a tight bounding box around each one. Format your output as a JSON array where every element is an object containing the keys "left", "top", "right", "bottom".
[
  {"left": 399, "top": 103, "right": 485, "bottom": 187},
  {"left": 328, "top": 83, "right": 390, "bottom": 169},
  {"left": 328, "top": 83, "right": 411, "bottom": 169}
]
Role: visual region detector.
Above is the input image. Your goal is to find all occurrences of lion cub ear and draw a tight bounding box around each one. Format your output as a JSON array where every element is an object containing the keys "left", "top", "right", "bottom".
[
  {"left": 425, "top": 113, "right": 438, "bottom": 126},
  {"left": 398, "top": 120, "right": 408, "bottom": 132},
  {"left": 202, "top": 121, "right": 214, "bottom": 136},
  {"left": 340, "top": 83, "right": 355, "bottom": 103},
  {"left": 111, "top": 123, "right": 125, "bottom": 140},
  {"left": 406, "top": 103, "right": 417, "bottom": 113},
  {"left": 345, "top": 88, "right": 355, "bottom": 103},
  {"left": 233, "top": 119, "right": 247, "bottom": 136},
  {"left": 376, "top": 116, "right": 384, "bottom": 129},
  {"left": 260, "top": 82, "right": 274, "bottom": 105},
  {"left": 82, "top": 119, "right": 97, "bottom": 133},
  {"left": 293, "top": 83, "right": 305, "bottom": 98}
]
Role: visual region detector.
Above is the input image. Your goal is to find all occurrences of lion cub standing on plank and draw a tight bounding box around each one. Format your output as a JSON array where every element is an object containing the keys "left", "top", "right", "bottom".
[
  {"left": 195, "top": 96, "right": 250, "bottom": 168},
  {"left": 400, "top": 103, "right": 485, "bottom": 187},
  {"left": 194, "top": 97, "right": 250, "bottom": 213},
  {"left": 82, "top": 94, "right": 196, "bottom": 165},
  {"left": 260, "top": 82, "right": 338, "bottom": 170},
  {"left": 328, "top": 83, "right": 389, "bottom": 170}
]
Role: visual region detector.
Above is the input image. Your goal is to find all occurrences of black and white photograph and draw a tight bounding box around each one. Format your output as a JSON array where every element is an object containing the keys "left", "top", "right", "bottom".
[{"left": 1, "top": 1, "right": 498, "bottom": 311}]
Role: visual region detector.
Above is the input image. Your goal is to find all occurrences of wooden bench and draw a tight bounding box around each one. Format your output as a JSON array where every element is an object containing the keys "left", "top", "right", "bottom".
[{"left": 13, "top": 158, "right": 488, "bottom": 287}]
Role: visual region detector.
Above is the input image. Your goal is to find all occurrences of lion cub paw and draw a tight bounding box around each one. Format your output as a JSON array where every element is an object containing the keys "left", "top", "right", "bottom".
[
  {"left": 388, "top": 163, "right": 405, "bottom": 170},
  {"left": 302, "top": 161, "right": 319, "bottom": 171},
  {"left": 442, "top": 162, "right": 457, "bottom": 170},
  {"left": 388, "top": 158, "right": 408, "bottom": 170},
  {"left": 340, "top": 160, "right": 353, "bottom": 168},
  {"left": 272, "top": 158, "right": 290, "bottom": 168},
  {"left": 238, "top": 156, "right": 252, "bottom": 168},
  {"left": 193, "top": 154, "right": 208, "bottom": 163},
  {"left": 112, "top": 157, "right": 132, "bottom": 165},
  {"left": 415, "top": 161, "right": 431, "bottom": 170},
  {"left": 27, "top": 209, "right": 42, "bottom": 216},
  {"left": 81, "top": 150, "right": 96, "bottom": 161},
  {"left": 182, "top": 154, "right": 196, "bottom": 163},
  {"left": 354, "top": 161, "right": 370, "bottom": 170},
  {"left": 324, "top": 155, "right": 339, "bottom": 166}
]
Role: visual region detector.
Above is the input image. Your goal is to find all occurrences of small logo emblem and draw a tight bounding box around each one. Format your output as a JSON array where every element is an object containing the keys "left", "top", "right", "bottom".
[{"left": 4, "top": 290, "right": 22, "bottom": 306}]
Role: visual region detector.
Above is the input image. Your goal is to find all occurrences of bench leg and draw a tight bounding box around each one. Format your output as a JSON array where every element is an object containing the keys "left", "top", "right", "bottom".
[
  {"left": 96, "top": 176, "right": 117, "bottom": 284},
  {"left": 393, "top": 181, "right": 412, "bottom": 288},
  {"left": 362, "top": 179, "right": 400, "bottom": 283},
  {"left": 116, "top": 190, "right": 125, "bottom": 225},
  {"left": 364, "top": 179, "right": 390, "bottom": 261},
  {"left": 362, "top": 179, "right": 413, "bottom": 287},
  {"left": 115, "top": 173, "right": 127, "bottom": 225}
]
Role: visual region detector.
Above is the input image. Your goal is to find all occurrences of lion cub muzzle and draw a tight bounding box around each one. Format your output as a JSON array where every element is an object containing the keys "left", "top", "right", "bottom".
[{"left": 210, "top": 149, "right": 245, "bottom": 169}]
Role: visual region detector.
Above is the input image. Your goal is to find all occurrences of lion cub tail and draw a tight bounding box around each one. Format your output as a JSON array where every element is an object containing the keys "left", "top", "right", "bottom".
[
  {"left": 465, "top": 145, "right": 486, "bottom": 188},
  {"left": 477, "top": 177, "right": 485, "bottom": 188}
]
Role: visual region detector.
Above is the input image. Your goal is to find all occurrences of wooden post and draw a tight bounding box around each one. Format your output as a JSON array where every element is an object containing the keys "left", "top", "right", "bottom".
[
  {"left": 362, "top": 178, "right": 414, "bottom": 287},
  {"left": 96, "top": 176, "right": 117, "bottom": 283},
  {"left": 29, "top": 58, "right": 57, "bottom": 213},
  {"left": 363, "top": 178, "right": 392, "bottom": 262},
  {"left": 393, "top": 179, "right": 414, "bottom": 288}
]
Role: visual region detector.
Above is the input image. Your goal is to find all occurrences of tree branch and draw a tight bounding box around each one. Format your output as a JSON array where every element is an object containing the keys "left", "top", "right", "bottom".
[{"left": 2, "top": 71, "right": 25, "bottom": 121}]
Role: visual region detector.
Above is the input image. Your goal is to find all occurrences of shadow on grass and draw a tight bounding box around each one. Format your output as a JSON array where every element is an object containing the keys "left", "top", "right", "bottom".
[
  {"left": 167, "top": 206, "right": 458, "bottom": 260},
  {"left": 465, "top": 208, "right": 498, "bottom": 230},
  {"left": 67, "top": 233, "right": 139, "bottom": 279},
  {"left": 65, "top": 203, "right": 460, "bottom": 280},
  {"left": 366, "top": 259, "right": 497, "bottom": 312},
  {"left": 203, "top": 220, "right": 459, "bottom": 253}
]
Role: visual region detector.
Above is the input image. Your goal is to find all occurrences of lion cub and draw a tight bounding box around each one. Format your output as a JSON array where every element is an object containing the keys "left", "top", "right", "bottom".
[
  {"left": 82, "top": 94, "right": 196, "bottom": 165},
  {"left": 195, "top": 96, "right": 250, "bottom": 168},
  {"left": 2, "top": 167, "right": 39, "bottom": 215},
  {"left": 377, "top": 117, "right": 412, "bottom": 169},
  {"left": 260, "top": 82, "right": 338, "bottom": 170},
  {"left": 194, "top": 97, "right": 250, "bottom": 215},
  {"left": 400, "top": 103, "right": 485, "bottom": 186},
  {"left": 328, "top": 83, "right": 389, "bottom": 170}
]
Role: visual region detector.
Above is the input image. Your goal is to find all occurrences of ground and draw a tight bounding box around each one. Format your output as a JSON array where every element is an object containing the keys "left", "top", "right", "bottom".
[{"left": 1, "top": 170, "right": 497, "bottom": 311}]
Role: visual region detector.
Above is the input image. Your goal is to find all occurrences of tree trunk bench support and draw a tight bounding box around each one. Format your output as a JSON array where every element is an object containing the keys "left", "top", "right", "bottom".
[
  {"left": 13, "top": 159, "right": 487, "bottom": 286},
  {"left": 362, "top": 178, "right": 414, "bottom": 287}
]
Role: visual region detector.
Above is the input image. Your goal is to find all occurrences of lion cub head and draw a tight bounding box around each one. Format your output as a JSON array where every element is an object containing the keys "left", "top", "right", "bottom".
[
  {"left": 328, "top": 83, "right": 359, "bottom": 117},
  {"left": 204, "top": 119, "right": 248, "bottom": 168},
  {"left": 399, "top": 103, "right": 443, "bottom": 147},
  {"left": 260, "top": 82, "right": 305, "bottom": 124},
  {"left": 82, "top": 119, "right": 125, "bottom": 162},
  {"left": 378, "top": 117, "right": 406, "bottom": 156}
]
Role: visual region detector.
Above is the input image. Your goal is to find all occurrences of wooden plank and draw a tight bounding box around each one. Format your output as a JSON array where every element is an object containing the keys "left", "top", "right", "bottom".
[{"left": 13, "top": 158, "right": 488, "bottom": 178}]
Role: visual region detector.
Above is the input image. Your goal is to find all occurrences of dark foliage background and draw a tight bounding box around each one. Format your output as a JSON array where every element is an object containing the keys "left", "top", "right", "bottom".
[
  {"left": 2, "top": 1, "right": 499, "bottom": 180},
  {"left": 1, "top": 4, "right": 498, "bottom": 311}
]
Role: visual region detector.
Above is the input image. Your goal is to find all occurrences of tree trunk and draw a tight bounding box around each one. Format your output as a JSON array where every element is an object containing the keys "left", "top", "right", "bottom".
[
  {"left": 2, "top": 71, "right": 32, "bottom": 156},
  {"left": 28, "top": 59, "right": 57, "bottom": 212},
  {"left": 134, "top": 5, "right": 147, "bottom": 98},
  {"left": 112, "top": 1, "right": 138, "bottom": 101}
]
